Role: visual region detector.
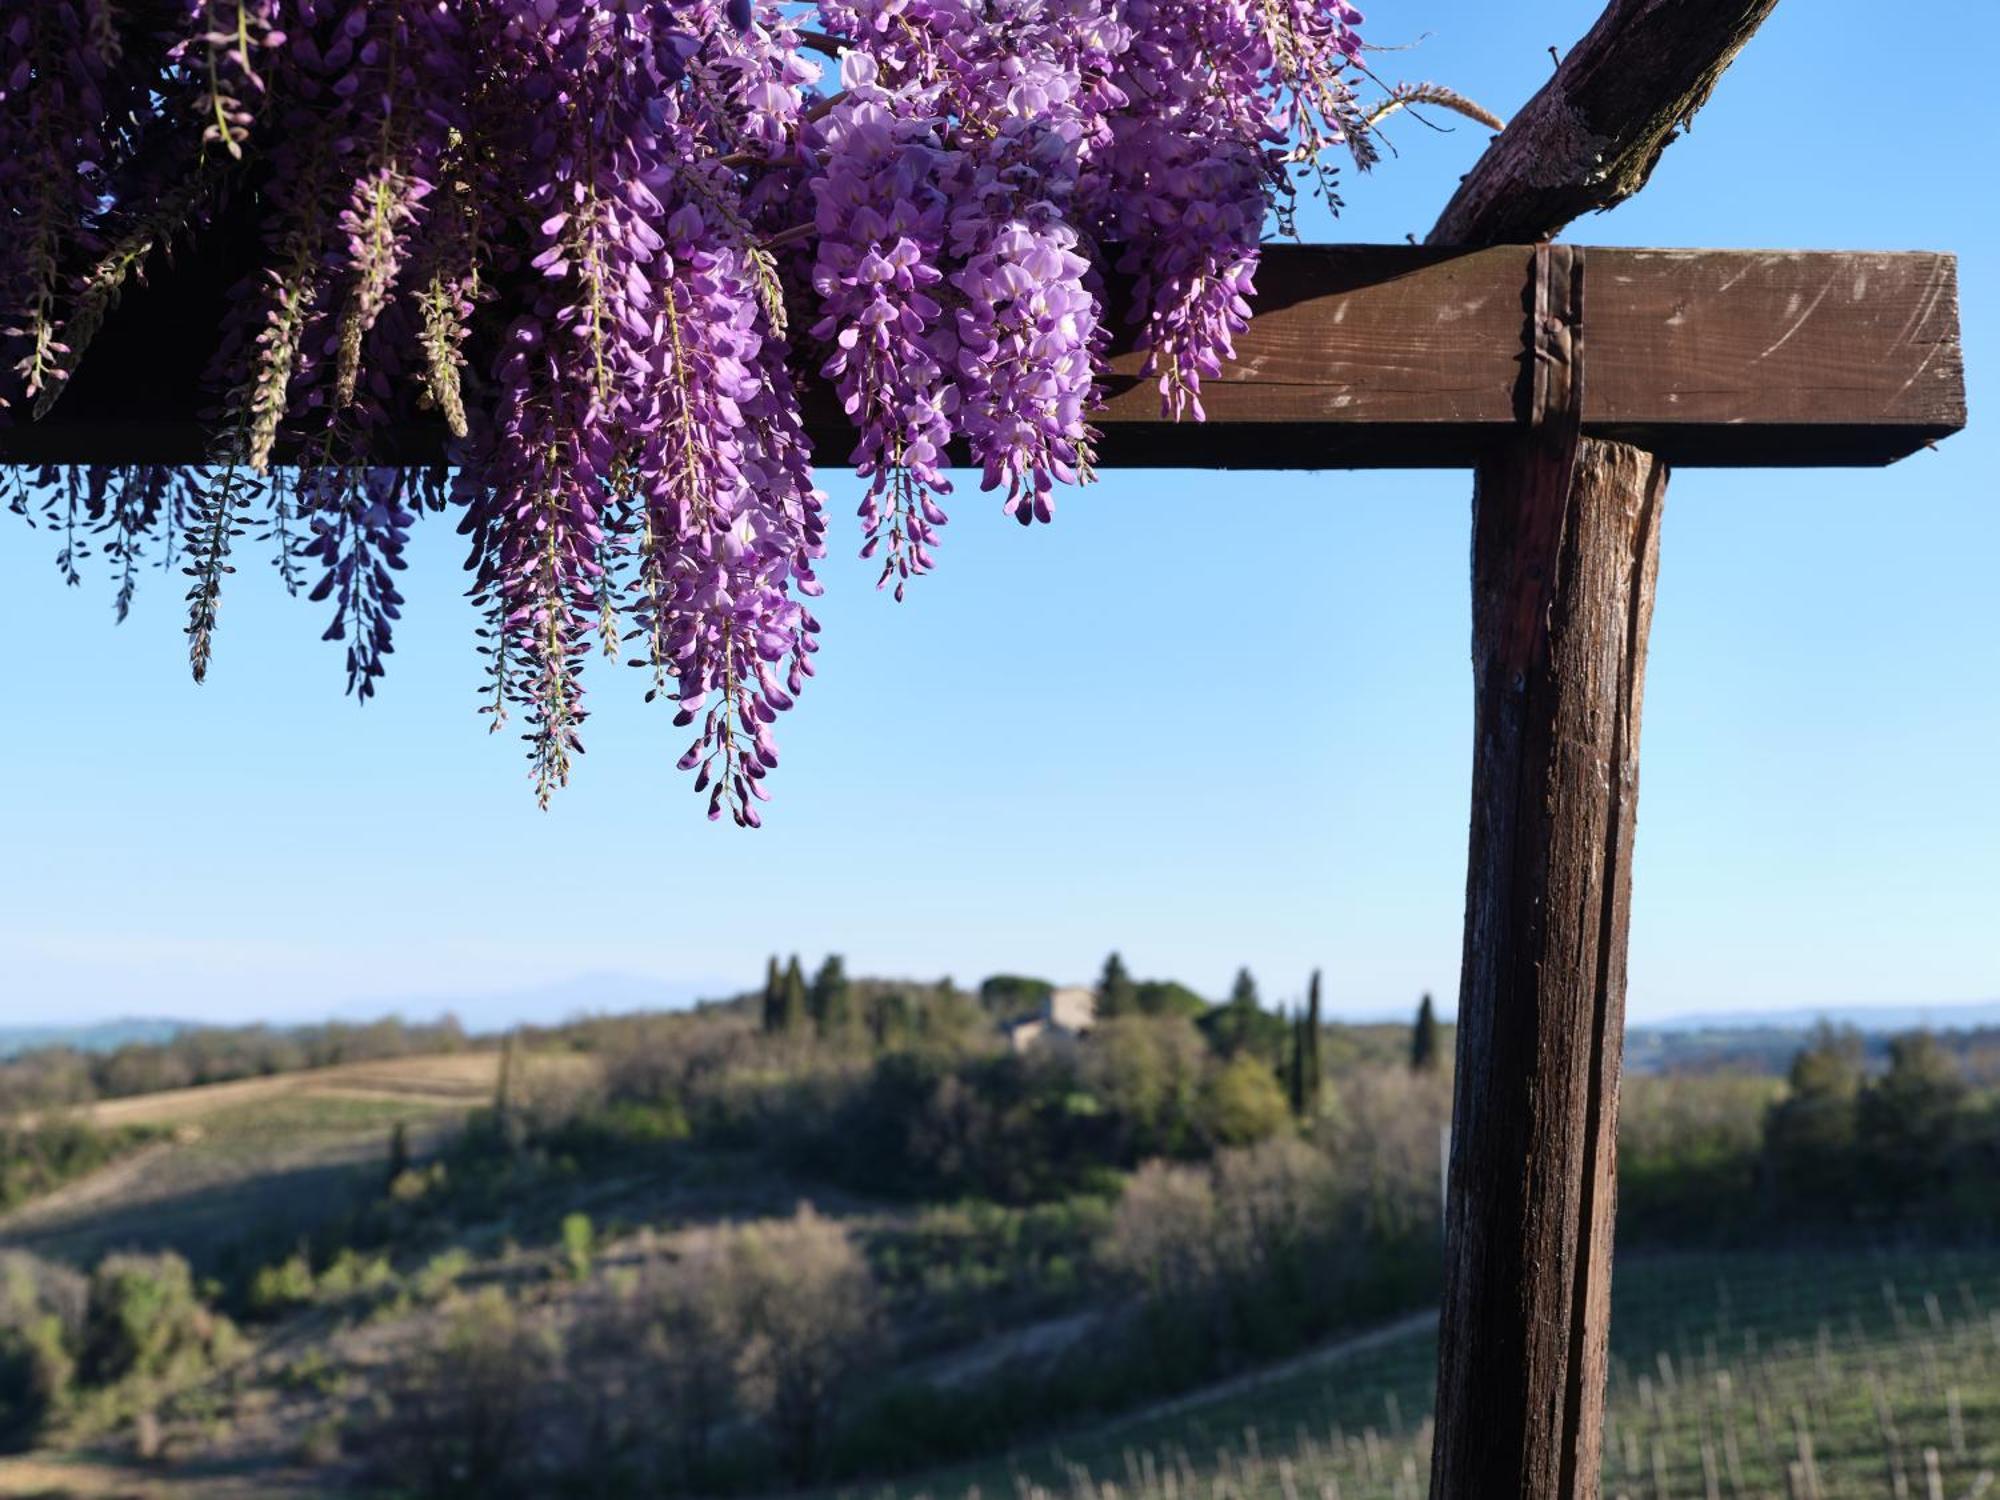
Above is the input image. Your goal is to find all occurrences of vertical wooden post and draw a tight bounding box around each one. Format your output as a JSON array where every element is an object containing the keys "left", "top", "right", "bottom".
[{"left": 1430, "top": 435, "right": 1666, "bottom": 1500}]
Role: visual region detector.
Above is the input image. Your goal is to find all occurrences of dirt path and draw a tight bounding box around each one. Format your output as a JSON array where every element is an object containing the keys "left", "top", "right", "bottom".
[
  {"left": 1098, "top": 1308, "right": 1437, "bottom": 1434},
  {"left": 0, "top": 1141, "right": 179, "bottom": 1239},
  {"left": 909, "top": 1308, "right": 1102, "bottom": 1388},
  {"left": 0, "top": 1451, "right": 334, "bottom": 1498}
]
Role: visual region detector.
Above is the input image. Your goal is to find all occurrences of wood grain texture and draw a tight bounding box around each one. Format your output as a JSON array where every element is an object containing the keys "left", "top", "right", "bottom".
[
  {"left": 1432, "top": 436, "right": 1664, "bottom": 1500},
  {"left": 1585, "top": 248, "right": 1965, "bottom": 460},
  {"left": 1428, "top": 0, "right": 1782, "bottom": 247},
  {"left": 0, "top": 246, "right": 1962, "bottom": 470}
]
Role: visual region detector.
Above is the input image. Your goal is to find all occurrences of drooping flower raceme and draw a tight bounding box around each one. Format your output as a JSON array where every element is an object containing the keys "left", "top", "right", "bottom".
[{"left": 0, "top": 0, "right": 1379, "bottom": 816}]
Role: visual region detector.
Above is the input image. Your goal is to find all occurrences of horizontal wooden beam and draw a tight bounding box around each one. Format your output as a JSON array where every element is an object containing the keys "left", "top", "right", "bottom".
[{"left": 1, "top": 244, "right": 1963, "bottom": 471}]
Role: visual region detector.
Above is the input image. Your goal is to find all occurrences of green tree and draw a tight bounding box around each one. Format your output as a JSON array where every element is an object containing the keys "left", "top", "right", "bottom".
[
  {"left": 977, "top": 975, "right": 1053, "bottom": 1015},
  {"left": 1133, "top": 979, "right": 1211, "bottom": 1020},
  {"left": 809, "top": 955, "right": 853, "bottom": 1041},
  {"left": 1083, "top": 1016, "right": 1209, "bottom": 1158},
  {"left": 1764, "top": 1022, "right": 1864, "bottom": 1207},
  {"left": 1096, "top": 952, "right": 1137, "bottom": 1018},
  {"left": 1203, "top": 968, "right": 1285, "bottom": 1060},
  {"left": 761, "top": 955, "right": 785, "bottom": 1034},
  {"left": 1286, "top": 1007, "right": 1307, "bottom": 1117},
  {"left": 1228, "top": 968, "right": 1259, "bottom": 1013},
  {"left": 1858, "top": 1030, "right": 1967, "bottom": 1209},
  {"left": 867, "top": 991, "right": 914, "bottom": 1049},
  {"left": 780, "top": 955, "right": 808, "bottom": 1035},
  {"left": 1303, "top": 970, "right": 1324, "bottom": 1114},
  {"left": 1200, "top": 1053, "right": 1291, "bottom": 1147},
  {"left": 1410, "top": 993, "right": 1440, "bottom": 1072}
]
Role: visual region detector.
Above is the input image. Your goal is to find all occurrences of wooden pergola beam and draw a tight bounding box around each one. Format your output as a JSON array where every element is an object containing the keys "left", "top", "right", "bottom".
[
  {"left": 1429, "top": 0, "right": 1783, "bottom": 247},
  {"left": 1, "top": 245, "right": 1960, "bottom": 471}
]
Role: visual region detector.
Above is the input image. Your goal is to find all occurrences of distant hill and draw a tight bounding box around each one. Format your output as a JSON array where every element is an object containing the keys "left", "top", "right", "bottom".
[
  {"left": 2, "top": 974, "right": 737, "bottom": 1054},
  {"left": 0, "top": 1018, "right": 193, "bottom": 1058},
  {"left": 1646, "top": 999, "right": 2000, "bottom": 1034},
  {"left": 1627, "top": 1000, "right": 2000, "bottom": 1076}
]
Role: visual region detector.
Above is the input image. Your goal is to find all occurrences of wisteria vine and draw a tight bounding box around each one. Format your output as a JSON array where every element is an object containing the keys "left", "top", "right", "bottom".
[{"left": 0, "top": 0, "right": 1441, "bottom": 818}]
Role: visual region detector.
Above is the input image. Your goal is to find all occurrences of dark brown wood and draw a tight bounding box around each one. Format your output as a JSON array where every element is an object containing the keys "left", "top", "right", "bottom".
[
  {"left": 1, "top": 246, "right": 1962, "bottom": 470},
  {"left": 1420, "top": 10, "right": 1877, "bottom": 1498},
  {"left": 1433, "top": 434, "right": 1663, "bottom": 1500},
  {"left": 1428, "top": 0, "right": 1782, "bottom": 247}
]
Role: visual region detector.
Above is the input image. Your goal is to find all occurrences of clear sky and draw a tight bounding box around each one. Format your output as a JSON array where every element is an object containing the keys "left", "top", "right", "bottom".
[{"left": 2, "top": 0, "right": 1994, "bottom": 1030}]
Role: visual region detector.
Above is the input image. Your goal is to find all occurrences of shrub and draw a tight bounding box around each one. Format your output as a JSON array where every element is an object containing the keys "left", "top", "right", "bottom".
[
  {"left": 559, "top": 1213, "right": 595, "bottom": 1281},
  {"left": 248, "top": 1252, "right": 316, "bottom": 1318},
  {"left": 1312, "top": 1063, "right": 1451, "bottom": 1242},
  {"left": 0, "top": 1253, "right": 85, "bottom": 1451},
  {"left": 1617, "top": 1071, "right": 1775, "bottom": 1242},
  {"left": 411, "top": 1249, "right": 471, "bottom": 1304},
  {"left": 318, "top": 1247, "right": 395, "bottom": 1301},
  {"left": 79, "top": 1252, "right": 233, "bottom": 1392},
  {"left": 386, "top": 1287, "right": 559, "bottom": 1499},
  {"left": 729, "top": 1205, "right": 883, "bottom": 1485},
  {"left": 633, "top": 1237, "right": 742, "bottom": 1488},
  {"left": 1100, "top": 1159, "right": 1217, "bottom": 1301}
]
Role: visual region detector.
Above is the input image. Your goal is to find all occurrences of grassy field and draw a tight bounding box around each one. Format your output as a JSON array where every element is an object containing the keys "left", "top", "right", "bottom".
[
  {"left": 0, "top": 1055, "right": 509, "bottom": 1272},
  {"left": 855, "top": 1250, "right": 2000, "bottom": 1500},
  {"left": 59, "top": 1053, "right": 507, "bottom": 1130}
]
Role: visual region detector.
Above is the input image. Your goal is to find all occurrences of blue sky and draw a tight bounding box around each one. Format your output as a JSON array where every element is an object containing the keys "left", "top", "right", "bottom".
[{"left": 2, "top": 0, "right": 1994, "bottom": 1029}]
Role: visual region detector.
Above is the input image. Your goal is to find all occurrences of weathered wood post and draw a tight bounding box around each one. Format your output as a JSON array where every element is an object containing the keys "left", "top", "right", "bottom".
[
  {"left": 1425, "top": 4, "right": 1777, "bottom": 1495},
  {"left": 1430, "top": 243, "right": 1666, "bottom": 1483}
]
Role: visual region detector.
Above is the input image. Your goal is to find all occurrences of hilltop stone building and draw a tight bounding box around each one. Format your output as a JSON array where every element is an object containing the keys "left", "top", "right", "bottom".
[{"left": 1002, "top": 985, "right": 1097, "bottom": 1053}]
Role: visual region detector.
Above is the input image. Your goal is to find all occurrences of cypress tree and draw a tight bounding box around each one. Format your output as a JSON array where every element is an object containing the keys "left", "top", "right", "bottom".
[
  {"left": 1097, "top": 951, "right": 1136, "bottom": 1017},
  {"left": 1229, "top": 967, "right": 1259, "bottom": 1012},
  {"left": 810, "top": 954, "right": 852, "bottom": 1039},
  {"left": 1213, "top": 966, "right": 1261, "bottom": 1057},
  {"left": 1411, "top": 992, "right": 1440, "bottom": 1072},
  {"left": 761, "top": 955, "right": 784, "bottom": 1034},
  {"left": 781, "top": 955, "right": 808, "bottom": 1033},
  {"left": 1305, "top": 970, "right": 1324, "bottom": 1114},
  {"left": 1287, "top": 1007, "right": 1307, "bottom": 1117},
  {"left": 495, "top": 1030, "right": 518, "bottom": 1114}
]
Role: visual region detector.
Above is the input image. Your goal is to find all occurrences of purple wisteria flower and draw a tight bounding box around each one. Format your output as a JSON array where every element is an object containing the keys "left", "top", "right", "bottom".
[{"left": 0, "top": 0, "right": 1374, "bottom": 814}]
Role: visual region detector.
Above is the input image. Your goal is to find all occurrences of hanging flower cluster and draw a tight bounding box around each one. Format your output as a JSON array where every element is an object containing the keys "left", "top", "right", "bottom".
[{"left": 0, "top": 0, "right": 1381, "bottom": 817}]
